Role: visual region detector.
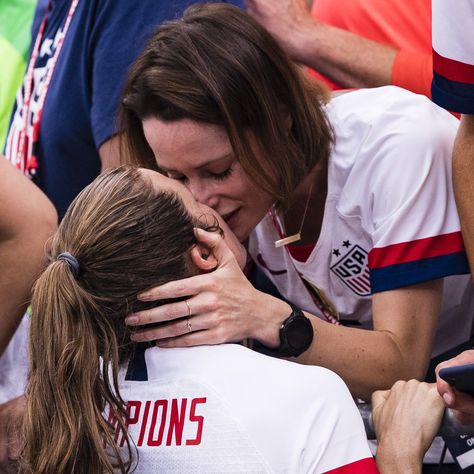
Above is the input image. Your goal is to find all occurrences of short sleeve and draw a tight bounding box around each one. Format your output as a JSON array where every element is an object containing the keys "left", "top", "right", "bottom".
[
  {"left": 432, "top": 0, "right": 474, "bottom": 114},
  {"left": 391, "top": 50, "right": 432, "bottom": 98},
  {"left": 365, "top": 94, "right": 469, "bottom": 292}
]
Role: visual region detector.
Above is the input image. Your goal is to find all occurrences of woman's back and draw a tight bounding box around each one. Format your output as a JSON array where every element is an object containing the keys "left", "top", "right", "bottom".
[{"left": 118, "top": 344, "right": 375, "bottom": 473}]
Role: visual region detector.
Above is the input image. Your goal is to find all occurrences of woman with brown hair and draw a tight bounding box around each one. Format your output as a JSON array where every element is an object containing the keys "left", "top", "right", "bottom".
[
  {"left": 120, "top": 3, "right": 473, "bottom": 402},
  {"left": 21, "top": 166, "right": 376, "bottom": 473}
]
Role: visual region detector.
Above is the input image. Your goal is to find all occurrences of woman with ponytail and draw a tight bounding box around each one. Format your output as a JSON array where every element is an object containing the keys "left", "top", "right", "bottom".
[{"left": 22, "top": 167, "right": 376, "bottom": 473}]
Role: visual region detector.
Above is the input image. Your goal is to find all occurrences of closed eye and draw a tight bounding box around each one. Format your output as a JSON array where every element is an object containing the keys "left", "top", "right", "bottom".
[
  {"left": 208, "top": 165, "right": 233, "bottom": 181},
  {"left": 166, "top": 172, "right": 187, "bottom": 183}
]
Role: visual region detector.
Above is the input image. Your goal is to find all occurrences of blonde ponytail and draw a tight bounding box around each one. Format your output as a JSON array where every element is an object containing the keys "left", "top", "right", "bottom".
[
  {"left": 22, "top": 260, "right": 132, "bottom": 474},
  {"left": 21, "top": 167, "right": 197, "bottom": 473}
]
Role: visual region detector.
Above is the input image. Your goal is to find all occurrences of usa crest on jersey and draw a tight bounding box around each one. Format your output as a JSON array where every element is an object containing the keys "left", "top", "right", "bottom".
[{"left": 331, "top": 244, "right": 371, "bottom": 297}]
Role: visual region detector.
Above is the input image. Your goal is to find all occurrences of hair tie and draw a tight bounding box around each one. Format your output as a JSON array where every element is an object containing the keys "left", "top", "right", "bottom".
[{"left": 57, "top": 252, "right": 80, "bottom": 278}]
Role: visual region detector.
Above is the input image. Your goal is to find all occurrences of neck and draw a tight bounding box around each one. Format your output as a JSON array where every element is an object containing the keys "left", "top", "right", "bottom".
[{"left": 282, "top": 160, "right": 327, "bottom": 246}]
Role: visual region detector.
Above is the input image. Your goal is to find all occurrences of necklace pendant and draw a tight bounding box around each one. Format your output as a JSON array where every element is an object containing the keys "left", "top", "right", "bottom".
[{"left": 274, "top": 232, "right": 301, "bottom": 248}]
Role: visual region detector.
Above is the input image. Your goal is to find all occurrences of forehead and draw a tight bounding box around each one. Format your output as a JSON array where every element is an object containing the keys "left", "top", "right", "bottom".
[
  {"left": 142, "top": 117, "right": 232, "bottom": 168},
  {"left": 139, "top": 168, "right": 197, "bottom": 208}
]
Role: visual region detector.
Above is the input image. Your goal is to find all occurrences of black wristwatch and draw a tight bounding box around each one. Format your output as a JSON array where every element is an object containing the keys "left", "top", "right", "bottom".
[{"left": 277, "top": 303, "right": 314, "bottom": 357}]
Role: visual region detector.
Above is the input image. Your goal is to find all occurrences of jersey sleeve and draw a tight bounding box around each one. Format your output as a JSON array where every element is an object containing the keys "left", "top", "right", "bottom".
[
  {"left": 88, "top": 0, "right": 244, "bottom": 150},
  {"left": 364, "top": 94, "right": 469, "bottom": 293},
  {"left": 431, "top": 0, "right": 474, "bottom": 114}
]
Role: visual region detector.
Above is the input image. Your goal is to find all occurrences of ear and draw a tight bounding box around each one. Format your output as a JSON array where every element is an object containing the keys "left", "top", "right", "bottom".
[{"left": 190, "top": 243, "right": 218, "bottom": 272}]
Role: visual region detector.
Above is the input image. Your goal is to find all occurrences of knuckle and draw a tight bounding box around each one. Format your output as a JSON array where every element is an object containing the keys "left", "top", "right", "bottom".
[
  {"left": 213, "top": 326, "right": 228, "bottom": 343},
  {"left": 180, "top": 337, "right": 193, "bottom": 347},
  {"left": 207, "top": 279, "right": 220, "bottom": 293},
  {"left": 142, "top": 311, "right": 155, "bottom": 324},
  {"left": 135, "top": 330, "right": 153, "bottom": 342},
  {"left": 392, "top": 379, "right": 406, "bottom": 390},
  {"left": 169, "top": 323, "right": 184, "bottom": 337},
  {"left": 175, "top": 282, "right": 187, "bottom": 295}
]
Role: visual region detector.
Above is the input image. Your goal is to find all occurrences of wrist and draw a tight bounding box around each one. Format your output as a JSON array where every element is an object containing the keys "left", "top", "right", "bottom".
[
  {"left": 250, "top": 293, "right": 291, "bottom": 348},
  {"left": 289, "top": 17, "right": 323, "bottom": 65},
  {"left": 376, "top": 441, "right": 423, "bottom": 474}
]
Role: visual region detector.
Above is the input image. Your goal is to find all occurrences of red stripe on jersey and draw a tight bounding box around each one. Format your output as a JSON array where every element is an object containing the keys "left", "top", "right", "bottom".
[
  {"left": 323, "top": 457, "right": 379, "bottom": 474},
  {"left": 433, "top": 49, "right": 474, "bottom": 85},
  {"left": 368, "top": 231, "right": 464, "bottom": 269},
  {"left": 287, "top": 242, "right": 316, "bottom": 262}
]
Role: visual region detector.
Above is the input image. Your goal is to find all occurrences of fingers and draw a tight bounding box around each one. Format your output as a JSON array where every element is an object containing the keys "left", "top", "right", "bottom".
[
  {"left": 156, "top": 327, "right": 230, "bottom": 348},
  {"left": 126, "top": 299, "right": 192, "bottom": 326},
  {"left": 371, "top": 388, "right": 390, "bottom": 410},
  {"left": 127, "top": 291, "right": 216, "bottom": 327},
  {"left": 193, "top": 227, "right": 234, "bottom": 263},
  {"left": 137, "top": 272, "right": 214, "bottom": 302},
  {"left": 436, "top": 350, "right": 474, "bottom": 372},
  {"left": 130, "top": 311, "right": 218, "bottom": 343},
  {"left": 435, "top": 351, "right": 474, "bottom": 410}
]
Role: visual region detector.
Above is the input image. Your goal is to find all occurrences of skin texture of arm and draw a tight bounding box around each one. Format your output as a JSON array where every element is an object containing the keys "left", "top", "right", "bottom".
[
  {"left": 245, "top": 0, "right": 397, "bottom": 88},
  {"left": 0, "top": 157, "right": 57, "bottom": 356},
  {"left": 127, "top": 229, "right": 442, "bottom": 401},
  {"left": 372, "top": 380, "right": 444, "bottom": 474},
  {"left": 453, "top": 115, "right": 474, "bottom": 276},
  {"left": 436, "top": 349, "right": 474, "bottom": 424},
  {"left": 98, "top": 135, "right": 124, "bottom": 172},
  {"left": 297, "top": 279, "right": 442, "bottom": 400}
]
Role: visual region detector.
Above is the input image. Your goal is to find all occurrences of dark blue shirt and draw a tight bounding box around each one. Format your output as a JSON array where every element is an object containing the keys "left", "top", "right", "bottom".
[{"left": 6, "top": 0, "right": 244, "bottom": 217}]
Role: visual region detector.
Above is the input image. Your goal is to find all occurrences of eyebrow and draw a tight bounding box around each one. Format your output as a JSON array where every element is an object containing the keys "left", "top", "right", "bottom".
[{"left": 158, "top": 153, "right": 234, "bottom": 173}]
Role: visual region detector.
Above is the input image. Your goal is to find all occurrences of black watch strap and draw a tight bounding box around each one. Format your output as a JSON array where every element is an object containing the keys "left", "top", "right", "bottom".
[{"left": 277, "top": 303, "right": 314, "bottom": 357}]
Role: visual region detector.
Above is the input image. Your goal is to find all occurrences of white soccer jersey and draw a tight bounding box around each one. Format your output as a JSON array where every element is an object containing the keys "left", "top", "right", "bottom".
[
  {"left": 249, "top": 86, "right": 474, "bottom": 356},
  {"left": 0, "top": 313, "right": 29, "bottom": 403},
  {"left": 432, "top": 0, "right": 474, "bottom": 113},
  {"left": 113, "top": 344, "right": 377, "bottom": 473}
]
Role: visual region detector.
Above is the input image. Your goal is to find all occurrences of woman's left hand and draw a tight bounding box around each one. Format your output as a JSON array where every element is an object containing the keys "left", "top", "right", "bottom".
[{"left": 125, "top": 228, "right": 285, "bottom": 348}]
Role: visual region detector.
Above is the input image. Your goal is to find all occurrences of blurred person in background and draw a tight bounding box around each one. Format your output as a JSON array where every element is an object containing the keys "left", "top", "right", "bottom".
[
  {"left": 0, "top": 0, "right": 37, "bottom": 149},
  {"left": 246, "top": 0, "right": 433, "bottom": 97}
]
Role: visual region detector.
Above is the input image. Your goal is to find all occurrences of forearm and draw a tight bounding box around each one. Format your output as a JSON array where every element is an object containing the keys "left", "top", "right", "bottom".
[
  {"left": 247, "top": 0, "right": 397, "bottom": 88},
  {"left": 287, "top": 20, "right": 397, "bottom": 88},
  {"left": 297, "top": 319, "right": 425, "bottom": 400},
  {"left": 376, "top": 444, "right": 422, "bottom": 474},
  {"left": 250, "top": 286, "right": 435, "bottom": 401},
  {"left": 0, "top": 158, "right": 57, "bottom": 355},
  {"left": 0, "top": 224, "right": 55, "bottom": 354},
  {"left": 453, "top": 115, "right": 474, "bottom": 275}
]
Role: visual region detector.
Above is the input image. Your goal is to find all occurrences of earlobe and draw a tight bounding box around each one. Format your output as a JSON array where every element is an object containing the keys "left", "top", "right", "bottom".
[{"left": 190, "top": 243, "right": 218, "bottom": 272}]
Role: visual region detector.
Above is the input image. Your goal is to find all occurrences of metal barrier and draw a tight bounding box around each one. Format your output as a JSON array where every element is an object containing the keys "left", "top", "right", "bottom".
[{"left": 358, "top": 403, "right": 474, "bottom": 440}]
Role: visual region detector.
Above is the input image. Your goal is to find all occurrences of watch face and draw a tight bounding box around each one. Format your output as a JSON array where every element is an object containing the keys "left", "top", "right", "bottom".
[{"left": 287, "top": 317, "right": 313, "bottom": 351}]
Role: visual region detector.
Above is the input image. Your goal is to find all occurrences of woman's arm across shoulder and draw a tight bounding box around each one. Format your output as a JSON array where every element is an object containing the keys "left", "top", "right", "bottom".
[{"left": 126, "top": 228, "right": 442, "bottom": 400}]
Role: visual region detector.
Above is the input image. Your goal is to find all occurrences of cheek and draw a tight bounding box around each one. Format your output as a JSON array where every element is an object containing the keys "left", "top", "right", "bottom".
[{"left": 226, "top": 169, "right": 258, "bottom": 201}]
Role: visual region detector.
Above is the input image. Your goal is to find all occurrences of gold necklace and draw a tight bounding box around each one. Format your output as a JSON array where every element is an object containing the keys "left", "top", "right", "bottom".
[{"left": 274, "top": 181, "right": 314, "bottom": 248}]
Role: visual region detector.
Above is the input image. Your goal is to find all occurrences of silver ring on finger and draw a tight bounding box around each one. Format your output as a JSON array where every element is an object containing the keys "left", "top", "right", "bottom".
[
  {"left": 186, "top": 317, "right": 192, "bottom": 333},
  {"left": 185, "top": 299, "right": 192, "bottom": 317}
]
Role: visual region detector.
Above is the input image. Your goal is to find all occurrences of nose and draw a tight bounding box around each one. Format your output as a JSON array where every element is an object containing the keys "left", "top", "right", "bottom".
[{"left": 187, "top": 178, "right": 220, "bottom": 209}]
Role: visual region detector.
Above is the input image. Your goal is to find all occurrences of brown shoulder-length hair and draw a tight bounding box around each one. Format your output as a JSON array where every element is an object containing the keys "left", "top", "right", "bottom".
[
  {"left": 21, "top": 167, "right": 199, "bottom": 474},
  {"left": 119, "top": 3, "right": 333, "bottom": 208}
]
